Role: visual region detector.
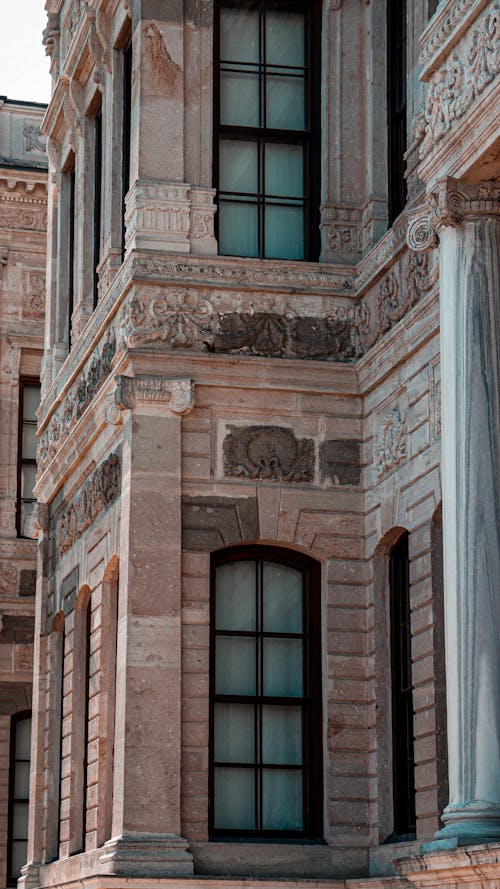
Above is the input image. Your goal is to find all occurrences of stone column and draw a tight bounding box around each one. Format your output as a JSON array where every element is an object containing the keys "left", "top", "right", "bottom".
[
  {"left": 407, "top": 179, "right": 500, "bottom": 846},
  {"left": 99, "top": 375, "right": 194, "bottom": 876}
]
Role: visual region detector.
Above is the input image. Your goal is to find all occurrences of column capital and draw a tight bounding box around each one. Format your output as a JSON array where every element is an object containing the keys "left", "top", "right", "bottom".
[
  {"left": 112, "top": 374, "right": 194, "bottom": 417},
  {"left": 407, "top": 178, "right": 500, "bottom": 252}
]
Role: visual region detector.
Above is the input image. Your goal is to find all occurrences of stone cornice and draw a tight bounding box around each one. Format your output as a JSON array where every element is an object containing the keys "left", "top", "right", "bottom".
[
  {"left": 418, "top": 0, "right": 491, "bottom": 77},
  {"left": 407, "top": 178, "right": 500, "bottom": 251}
]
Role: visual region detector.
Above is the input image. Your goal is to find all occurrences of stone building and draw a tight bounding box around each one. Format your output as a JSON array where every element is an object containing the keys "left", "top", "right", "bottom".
[
  {"left": 0, "top": 97, "right": 47, "bottom": 887},
  {"left": 14, "top": 1, "right": 500, "bottom": 889}
]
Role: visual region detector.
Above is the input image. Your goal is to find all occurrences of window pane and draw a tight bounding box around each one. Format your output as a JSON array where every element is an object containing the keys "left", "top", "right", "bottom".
[
  {"left": 221, "top": 69, "right": 260, "bottom": 127},
  {"left": 221, "top": 8, "right": 259, "bottom": 63},
  {"left": 214, "top": 766, "right": 255, "bottom": 829},
  {"left": 218, "top": 200, "right": 259, "bottom": 257},
  {"left": 10, "top": 840, "right": 28, "bottom": 878},
  {"left": 266, "top": 12, "right": 305, "bottom": 66},
  {"left": 15, "top": 718, "right": 31, "bottom": 760},
  {"left": 265, "top": 203, "right": 304, "bottom": 260},
  {"left": 14, "top": 761, "right": 31, "bottom": 799},
  {"left": 262, "top": 705, "right": 302, "bottom": 764},
  {"left": 12, "top": 802, "right": 29, "bottom": 839},
  {"left": 262, "top": 769, "right": 303, "bottom": 830},
  {"left": 21, "top": 464, "right": 37, "bottom": 499},
  {"left": 22, "top": 386, "right": 40, "bottom": 420},
  {"left": 265, "top": 144, "right": 303, "bottom": 198},
  {"left": 266, "top": 74, "right": 305, "bottom": 130},
  {"left": 215, "top": 703, "right": 255, "bottom": 763},
  {"left": 219, "top": 141, "right": 258, "bottom": 194},
  {"left": 216, "top": 561, "right": 256, "bottom": 630},
  {"left": 216, "top": 636, "right": 256, "bottom": 694},
  {"left": 22, "top": 425, "right": 37, "bottom": 460},
  {"left": 263, "top": 638, "right": 303, "bottom": 696},
  {"left": 263, "top": 562, "right": 303, "bottom": 633}
]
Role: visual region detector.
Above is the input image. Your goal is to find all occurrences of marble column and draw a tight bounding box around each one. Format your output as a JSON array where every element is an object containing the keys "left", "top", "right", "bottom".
[
  {"left": 99, "top": 375, "right": 194, "bottom": 876},
  {"left": 408, "top": 179, "right": 500, "bottom": 846}
]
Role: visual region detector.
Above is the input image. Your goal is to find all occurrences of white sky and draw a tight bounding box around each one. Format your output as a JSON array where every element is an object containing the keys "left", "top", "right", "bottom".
[{"left": 0, "top": 1, "right": 51, "bottom": 104}]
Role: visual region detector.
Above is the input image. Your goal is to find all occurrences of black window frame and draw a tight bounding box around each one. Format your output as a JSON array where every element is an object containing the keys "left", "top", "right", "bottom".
[
  {"left": 214, "top": 0, "right": 321, "bottom": 262},
  {"left": 387, "top": 0, "right": 407, "bottom": 226},
  {"left": 7, "top": 710, "right": 32, "bottom": 886},
  {"left": 16, "top": 378, "right": 41, "bottom": 538},
  {"left": 93, "top": 106, "right": 103, "bottom": 310},
  {"left": 68, "top": 157, "right": 76, "bottom": 350},
  {"left": 121, "top": 36, "right": 132, "bottom": 260},
  {"left": 209, "top": 545, "right": 323, "bottom": 840}
]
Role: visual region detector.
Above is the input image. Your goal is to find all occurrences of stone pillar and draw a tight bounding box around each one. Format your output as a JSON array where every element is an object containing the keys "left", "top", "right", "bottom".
[
  {"left": 100, "top": 375, "right": 194, "bottom": 876},
  {"left": 407, "top": 179, "right": 500, "bottom": 846}
]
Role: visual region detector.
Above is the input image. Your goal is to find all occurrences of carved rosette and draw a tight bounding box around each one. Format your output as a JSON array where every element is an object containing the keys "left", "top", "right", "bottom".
[
  {"left": 58, "top": 453, "right": 121, "bottom": 555},
  {"left": 376, "top": 408, "right": 408, "bottom": 478},
  {"left": 223, "top": 425, "right": 315, "bottom": 483},
  {"left": 113, "top": 375, "right": 194, "bottom": 416}
]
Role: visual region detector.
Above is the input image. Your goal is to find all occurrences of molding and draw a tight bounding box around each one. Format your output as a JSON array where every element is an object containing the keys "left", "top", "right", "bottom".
[{"left": 418, "top": 0, "right": 491, "bottom": 75}]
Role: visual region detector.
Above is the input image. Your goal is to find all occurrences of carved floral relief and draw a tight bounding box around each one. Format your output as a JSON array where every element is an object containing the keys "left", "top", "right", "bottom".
[
  {"left": 376, "top": 408, "right": 408, "bottom": 478},
  {"left": 223, "top": 426, "right": 315, "bottom": 483},
  {"left": 58, "top": 453, "right": 121, "bottom": 555}
]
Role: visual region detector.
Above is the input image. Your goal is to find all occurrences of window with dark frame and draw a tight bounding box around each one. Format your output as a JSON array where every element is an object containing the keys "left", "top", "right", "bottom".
[
  {"left": 7, "top": 711, "right": 32, "bottom": 885},
  {"left": 121, "top": 37, "right": 132, "bottom": 259},
  {"left": 16, "top": 379, "right": 41, "bottom": 538},
  {"left": 93, "top": 108, "right": 103, "bottom": 309},
  {"left": 210, "top": 547, "right": 323, "bottom": 838},
  {"left": 387, "top": 0, "right": 407, "bottom": 226},
  {"left": 68, "top": 160, "right": 76, "bottom": 350},
  {"left": 215, "top": 0, "right": 321, "bottom": 261},
  {"left": 389, "top": 532, "right": 416, "bottom": 839}
]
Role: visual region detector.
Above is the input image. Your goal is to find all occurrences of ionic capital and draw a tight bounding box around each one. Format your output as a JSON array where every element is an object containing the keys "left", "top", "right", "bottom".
[
  {"left": 407, "top": 178, "right": 500, "bottom": 252},
  {"left": 113, "top": 375, "right": 194, "bottom": 416}
]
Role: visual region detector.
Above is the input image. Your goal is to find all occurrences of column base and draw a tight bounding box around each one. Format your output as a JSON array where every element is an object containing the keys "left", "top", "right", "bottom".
[
  {"left": 432, "top": 802, "right": 500, "bottom": 847},
  {"left": 99, "top": 832, "right": 194, "bottom": 876}
]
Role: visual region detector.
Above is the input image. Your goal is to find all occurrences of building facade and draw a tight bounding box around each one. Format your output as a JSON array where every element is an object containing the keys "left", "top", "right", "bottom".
[
  {"left": 0, "top": 97, "right": 47, "bottom": 888},
  {"left": 12, "top": 2, "right": 500, "bottom": 889}
]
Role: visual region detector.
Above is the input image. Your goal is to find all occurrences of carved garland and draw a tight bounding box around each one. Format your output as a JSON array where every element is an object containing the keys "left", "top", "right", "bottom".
[
  {"left": 58, "top": 453, "right": 121, "bottom": 555},
  {"left": 376, "top": 409, "right": 408, "bottom": 478},
  {"left": 223, "top": 426, "right": 315, "bottom": 483}
]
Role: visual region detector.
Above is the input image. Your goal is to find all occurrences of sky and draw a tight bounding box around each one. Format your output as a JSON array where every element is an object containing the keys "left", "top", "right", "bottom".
[{"left": 0, "top": 1, "right": 51, "bottom": 104}]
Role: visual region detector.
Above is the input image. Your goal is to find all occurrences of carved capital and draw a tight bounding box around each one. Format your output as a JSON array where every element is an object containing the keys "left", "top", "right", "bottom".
[
  {"left": 430, "top": 177, "right": 500, "bottom": 228},
  {"left": 114, "top": 375, "right": 194, "bottom": 415},
  {"left": 406, "top": 207, "right": 440, "bottom": 252}
]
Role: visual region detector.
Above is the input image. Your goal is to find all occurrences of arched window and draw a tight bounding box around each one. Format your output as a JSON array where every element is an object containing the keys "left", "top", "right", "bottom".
[
  {"left": 7, "top": 710, "right": 32, "bottom": 884},
  {"left": 389, "top": 532, "right": 416, "bottom": 838},
  {"left": 210, "top": 546, "right": 322, "bottom": 838}
]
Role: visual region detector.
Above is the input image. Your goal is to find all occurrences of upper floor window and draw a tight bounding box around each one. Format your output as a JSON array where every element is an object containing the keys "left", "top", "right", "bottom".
[
  {"left": 215, "top": 0, "right": 321, "bottom": 261},
  {"left": 93, "top": 107, "right": 103, "bottom": 309},
  {"left": 121, "top": 37, "right": 132, "bottom": 259},
  {"left": 210, "top": 546, "right": 322, "bottom": 838},
  {"left": 16, "top": 380, "right": 41, "bottom": 537},
  {"left": 387, "top": 0, "right": 407, "bottom": 225},
  {"left": 7, "top": 711, "right": 32, "bottom": 885}
]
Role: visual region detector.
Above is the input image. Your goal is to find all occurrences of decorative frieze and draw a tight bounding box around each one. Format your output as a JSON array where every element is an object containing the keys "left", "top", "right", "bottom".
[
  {"left": 58, "top": 453, "right": 121, "bottom": 556},
  {"left": 376, "top": 408, "right": 408, "bottom": 478},
  {"left": 223, "top": 425, "right": 315, "bottom": 483}
]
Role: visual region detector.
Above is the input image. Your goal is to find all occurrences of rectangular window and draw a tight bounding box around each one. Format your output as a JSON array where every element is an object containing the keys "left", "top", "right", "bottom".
[
  {"left": 387, "top": 0, "right": 407, "bottom": 225},
  {"left": 215, "top": 0, "right": 321, "bottom": 261},
  {"left": 93, "top": 108, "right": 103, "bottom": 309},
  {"left": 16, "top": 380, "right": 41, "bottom": 537},
  {"left": 68, "top": 161, "right": 76, "bottom": 349},
  {"left": 7, "top": 712, "right": 32, "bottom": 885},
  {"left": 121, "top": 38, "right": 132, "bottom": 259}
]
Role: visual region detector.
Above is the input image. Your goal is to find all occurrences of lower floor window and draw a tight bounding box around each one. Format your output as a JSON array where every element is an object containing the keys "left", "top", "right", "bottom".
[{"left": 8, "top": 711, "right": 31, "bottom": 884}]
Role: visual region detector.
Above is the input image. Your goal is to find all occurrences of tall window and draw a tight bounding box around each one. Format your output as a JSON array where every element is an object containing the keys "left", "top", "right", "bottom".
[
  {"left": 215, "top": 0, "right": 321, "bottom": 261},
  {"left": 68, "top": 161, "right": 76, "bottom": 350},
  {"left": 387, "top": 0, "right": 407, "bottom": 225},
  {"left": 389, "top": 532, "right": 416, "bottom": 838},
  {"left": 93, "top": 108, "right": 103, "bottom": 309},
  {"left": 121, "top": 38, "right": 132, "bottom": 259},
  {"left": 7, "top": 711, "right": 32, "bottom": 884},
  {"left": 16, "top": 380, "right": 41, "bottom": 537},
  {"left": 210, "top": 547, "right": 322, "bottom": 838}
]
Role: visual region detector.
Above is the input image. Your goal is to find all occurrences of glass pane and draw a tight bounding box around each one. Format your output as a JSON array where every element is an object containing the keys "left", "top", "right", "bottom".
[
  {"left": 266, "top": 73, "right": 305, "bottom": 130},
  {"left": 263, "top": 638, "right": 303, "bottom": 696},
  {"left": 21, "top": 464, "right": 37, "bottom": 499},
  {"left": 219, "top": 141, "right": 258, "bottom": 194},
  {"left": 262, "top": 768, "right": 303, "bottom": 830},
  {"left": 215, "top": 703, "right": 255, "bottom": 763},
  {"left": 22, "top": 425, "right": 37, "bottom": 460},
  {"left": 15, "top": 717, "right": 31, "bottom": 760},
  {"left": 22, "top": 385, "right": 40, "bottom": 420},
  {"left": 265, "top": 144, "right": 303, "bottom": 198},
  {"left": 219, "top": 200, "right": 259, "bottom": 257},
  {"left": 14, "top": 761, "right": 31, "bottom": 799},
  {"left": 221, "top": 9, "right": 259, "bottom": 63},
  {"left": 214, "top": 766, "right": 255, "bottom": 829},
  {"left": 262, "top": 705, "right": 302, "bottom": 764},
  {"left": 216, "top": 636, "right": 256, "bottom": 694},
  {"left": 216, "top": 561, "right": 256, "bottom": 631},
  {"left": 265, "top": 203, "right": 304, "bottom": 261},
  {"left": 10, "top": 840, "right": 28, "bottom": 878},
  {"left": 221, "top": 69, "right": 260, "bottom": 127},
  {"left": 263, "top": 562, "right": 303, "bottom": 633},
  {"left": 20, "top": 501, "right": 36, "bottom": 535},
  {"left": 266, "top": 12, "right": 305, "bottom": 66},
  {"left": 12, "top": 802, "right": 29, "bottom": 839}
]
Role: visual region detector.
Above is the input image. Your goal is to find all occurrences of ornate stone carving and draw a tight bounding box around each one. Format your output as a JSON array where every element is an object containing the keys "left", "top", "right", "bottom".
[
  {"left": 122, "top": 290, "right": 214, "bottom": 349},
  {"left": 0, "top": 206, "right": 47, "bottom": 232},
  {"left": 86, "top": 4, "right": 112, "bottom": 85},
  {"left": 223, "top": 425, "right": 315, "bottom": 483},
  {"left": 63, "top": 0, "right": 83, "bottom": 56},
  {"left": 125, "top": 181, "right": 191, "bottom": 253},
  {"left": 58, "top": 453, "right": 121, "bottom": 555},
  {"left": 321, "top": 206, "right": 362, "bottom": 256},
  {"left": 23, "top": 124, "right": 46, "bottom": 154},
  {"left": 24, "top": 271, "right": 45, "bottom": 317},
  {"left": 419, "top": 0, "right": 481, "bottom": 69},
  {"left": 408, "top": 179, "right": 500, "bottom": 251},
  {"left": 406, "top": 209, "right": 440, "bottom": 252},
  {"left": 415, "top": 4, "right": 500, "bottom": 157},
  {"left": 0, "top": 564, "right": 17, "bottom": 595},
  {"left": 114, "top": 375, "right": 194, "bottom": 415},
  {"left": 42, "top": 11, "right": 60, "bottom": 60},
  {"left": 189, "top": 188, "right": 218, "bottom": 255},
  {"left": 376, "top": 408, "right": 408, "bottom": 477}
]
